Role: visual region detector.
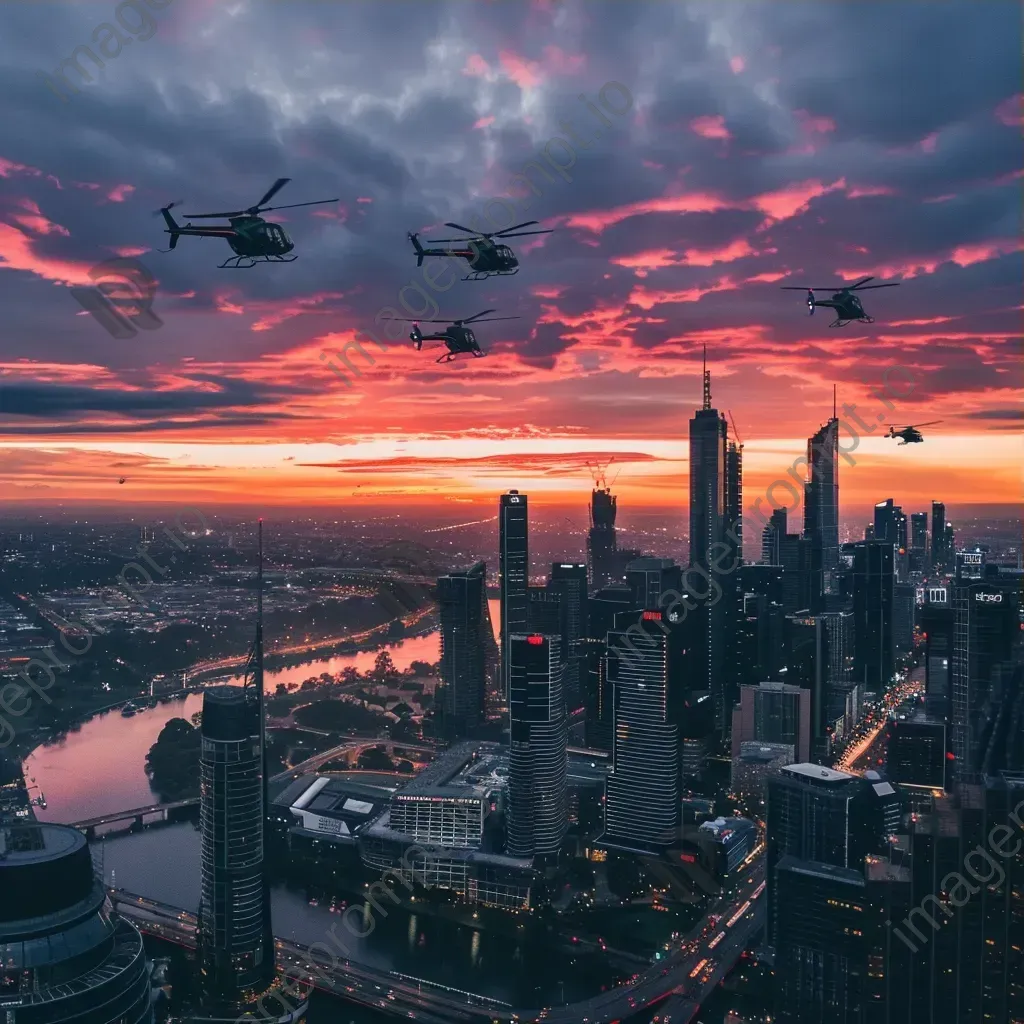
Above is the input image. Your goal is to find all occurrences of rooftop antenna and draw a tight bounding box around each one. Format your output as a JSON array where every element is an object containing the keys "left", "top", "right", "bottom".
[
  {"left": 702, "top": 344, "right": 712, "bottom": 410},
  {"left": 833, "top": 384, "right": 837, "bottom": 420}
]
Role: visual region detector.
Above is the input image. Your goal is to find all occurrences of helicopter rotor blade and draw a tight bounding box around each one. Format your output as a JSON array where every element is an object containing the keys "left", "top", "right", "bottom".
[
  {"left": 380, "top": 317, "right": 453, "bottom": 323},
  {"left": 252, "top": 178, "right": 291, "bottom": 210},
  {"left": 465, "top": 316, "right": 521, "bottom": 322},
  {"left": 495, "top": 220, "right": 541, "bottom": 235},
  {"left": 853, "top": 283, "right": 901, "bottom": 289},
  {"left": 780, "top": 286, "right": 842, "bottom": 292},
  {"left": 425, "top": 237, "right": 477, "bottom": 244},
  {"left": 444, "top": 222, "right": 483, "bottom": 236},
  {"left": 462, "top": 309, "right": 497, "bottom": 323},
  {"left": 181, "top": 210, "right": 247, "bottom": 219},
  {"left": 495, "top": 229, "right": 554, "bottom": 238},
  {"left": 908, "top": 421, "right": 942, "bottom": 428},
  {"left": 847, "top": 276, "right": 874, "bottom": 289},
  {"left": 260, "top": 198, "right": 339, "bottom": 212}
]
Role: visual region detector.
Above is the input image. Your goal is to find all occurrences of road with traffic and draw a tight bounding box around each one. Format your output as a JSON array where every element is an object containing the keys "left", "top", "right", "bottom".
[{"left": 111, "top": 856, "right": 766, "bottom": 1024}]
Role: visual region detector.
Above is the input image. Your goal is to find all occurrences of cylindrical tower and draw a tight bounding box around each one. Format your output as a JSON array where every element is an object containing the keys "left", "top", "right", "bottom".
[
  {"left": 0, "top": 822, "right": 153, "bottom": 1024},
  {"left": 197, "top": 685, "right": 275, "bottom": 1007}
]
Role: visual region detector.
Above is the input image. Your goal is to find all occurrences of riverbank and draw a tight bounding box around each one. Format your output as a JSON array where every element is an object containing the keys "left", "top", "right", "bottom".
[{"left": 6, "top": 609, "right": 438, "bottom": 764}]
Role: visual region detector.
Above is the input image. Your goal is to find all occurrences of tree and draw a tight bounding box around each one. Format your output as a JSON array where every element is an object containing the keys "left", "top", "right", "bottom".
[
  {"left": 373, "top": 650, "right": 397, "bottom": 682},
  {"left": 341, "top": 666, "right": 360, "bottom": 684},
  {"left": 409, "top": 659, "right": 435, "bottom": 677},
  {"left": 357, "top": 746, "right": 395, "bottom": 771}
]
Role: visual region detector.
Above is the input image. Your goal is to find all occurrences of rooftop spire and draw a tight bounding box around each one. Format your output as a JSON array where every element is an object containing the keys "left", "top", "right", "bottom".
[
  {"left": 833, "top": 383, "right": 837, "bottom": 420},
  {"left": 702, "top": 344, "right": 712, "bottom": 410}
]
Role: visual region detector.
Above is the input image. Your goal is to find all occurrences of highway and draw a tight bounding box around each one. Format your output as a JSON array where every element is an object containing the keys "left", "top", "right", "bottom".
[
  {"left": 836, "top": 666, "right": 924, "bottom": 775},
  {"left": 111, "top": 856, "right": 765, "bottom": 1024}
]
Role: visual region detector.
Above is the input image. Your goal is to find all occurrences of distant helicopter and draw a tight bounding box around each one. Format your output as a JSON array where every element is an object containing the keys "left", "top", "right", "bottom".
[
  {"left": 157, "top": 179, "right": 338, "bottom": 269},
  {"left": 381, "top": 309, "right": 520, "bottom": 363},
  {"left": 408, "top": 221, "right": 552, "bottom": 281},
  {"left": 118, "top": 477, "right": 126, "bottom": 484},
  {"left": 887, "top": 421, "right": 941, "bottom": 445},
  {"left": 780, "top": 276, "right": 900, "bottom": 327}
]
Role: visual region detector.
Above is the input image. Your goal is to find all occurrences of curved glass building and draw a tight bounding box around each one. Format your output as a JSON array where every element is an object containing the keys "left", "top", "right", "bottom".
[{"left": 0, "top": 822, "right": 153, "bottom": 1024}]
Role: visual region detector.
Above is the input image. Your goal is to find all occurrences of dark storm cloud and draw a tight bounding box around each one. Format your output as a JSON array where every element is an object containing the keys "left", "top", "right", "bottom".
[
  {"left": 0, "top": 0, "right": 1020, "bottom": 438},
  {"left": 0, "top": 374, "right": 306, "bottom": 418}
]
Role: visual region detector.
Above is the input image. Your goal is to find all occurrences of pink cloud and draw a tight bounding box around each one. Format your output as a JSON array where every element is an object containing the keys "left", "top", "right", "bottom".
[
  {"left": 473, "top": 115, "right": 496, "bottom": 130},
  {"left": 0, "top": 221, "right": 96, "bottom": 285},
  {"left": 106, "top": 184, "right": 135, "bottom": 203},
  {"left": 542, "top": 45, "right": 585, "bottom": 75},
  {"left": 499, "top": 50, "right": 542, "bottom": 89},
  {"left": 847, "top": 185, "right": 896, "bottom": 198},
  {"left": 9, "top": 199, "right": 70, "bottom": 237},
  {"left": 690, "top": 115, "right": 731, "bottom": 141},
  {"left": 356, "top": 197, "right": 373, "bottom": 204},
  {"left": 795, "top": 110, "right": 836, "bottom": 134},
  {"left": 919, "top": 132, "right": 938, "bottom": 153},
  {"left": 462, "top": 54, "right": 490, "bottom": 77},
  {"left": 729, "top": 56, "right": 745, "bottom": 74},
  {"left": 752, "top": 178, "right": 845, "bottom": 220}
]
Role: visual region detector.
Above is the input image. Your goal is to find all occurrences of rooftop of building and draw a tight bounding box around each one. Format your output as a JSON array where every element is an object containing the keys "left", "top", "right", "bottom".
[
  {"left": 775, "top": 855, "right": 865, "bottom": 886},
  {"left": 781, "top": 763, "right": 856, "bottom": 784},
  {"left": 864, "top": 855, "right": 911, "bottom": 883}
]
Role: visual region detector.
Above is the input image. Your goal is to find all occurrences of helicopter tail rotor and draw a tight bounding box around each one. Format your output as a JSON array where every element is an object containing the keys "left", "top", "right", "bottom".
[
  {"left": 410, "top": 324, "right": 423, "bottom": 350},
  {"left": 409, "top": 233, "right": 426, "bottom": 267},
  {"left": 806, "top": 289, "right": 815, "bottom": 316},
  {"left": 155, "top": 202, "right": 183, "bottom": 251}
]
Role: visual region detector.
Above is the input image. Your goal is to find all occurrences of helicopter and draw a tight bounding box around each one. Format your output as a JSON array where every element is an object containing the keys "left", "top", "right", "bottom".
[
  {"left": 157, "top": 179, "right": 338, "bottom": 269},
  {"left": 408, "top": 220, "right": 552, "bottom": 281},
  {"left": 887, "top": 421, "right": 941, "bottom": 445},
  {"left": 381, "top": 309, "right": 520, "bottom": 363},
  {"left": 780, "top": 276, "right": 900, "bottom": 327}
]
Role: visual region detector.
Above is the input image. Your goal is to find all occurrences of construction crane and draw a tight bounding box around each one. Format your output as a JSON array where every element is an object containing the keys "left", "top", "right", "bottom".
[
  {"left": 727, "top": 411, "right": 744, "bottom": 449},
  {"left": 586, "top": 458, "right": 615, "bottom": 491}
]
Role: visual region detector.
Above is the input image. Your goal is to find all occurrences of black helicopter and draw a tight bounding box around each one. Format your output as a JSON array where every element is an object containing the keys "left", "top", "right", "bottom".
[
  {"left": 887, "top": 421, "right": 941, "bottom": 445},
  {"left": 780, "top": 276, "right": 900, "bottom": 327},
  {"left": 382, "top": 309, "right": 520, "bottom": 363},
  {"left": 157, "top": 179, "right": 338, "bottom": 269},
  {"left": 409, "top": 220, "right": 552, "bottom": 281}
]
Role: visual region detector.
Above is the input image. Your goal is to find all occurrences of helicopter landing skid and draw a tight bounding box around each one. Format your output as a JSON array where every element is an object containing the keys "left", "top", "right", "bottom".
[
  {"left": 462, "top": 268, "right": 519, "bottom": 282},
  {"left": 218, "top": 254, "right": 299, "bottom": 269}
]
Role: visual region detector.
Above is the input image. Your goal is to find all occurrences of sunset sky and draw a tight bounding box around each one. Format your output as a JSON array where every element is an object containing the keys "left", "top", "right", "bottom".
[{"left": 1, "top": 0, "right": 1021, "bottom": 516}]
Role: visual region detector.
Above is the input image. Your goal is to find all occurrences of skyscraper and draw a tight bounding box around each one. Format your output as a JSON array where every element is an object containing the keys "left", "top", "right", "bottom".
[
  {"left": 874, "top": 498, "right": 908, "bottom": 579},
  {"left": 761, "top": 507, "right": 787, "bottom": 565},
  {"left": 931, "top": 500, "right": 951, "bottom": 572},
  {"left": 549, "top": 562, "right": 588, "bottom": 710},
  {"left": 688, "top": 348, "right": 730, "bottom": 731},
  {"left": 852, "top": 540, "right": 895, "bottom": 691},
  {"left": 911, "top": 511, "right": 929, "bottom": 560},
  {"left": 766, "top": 763, "right": 877, "bottom": 944},
  {"left": 785, "top": 614, "right": 831, "bottom": 762},
  {"left": 499, "top": 490, "right": 529, "bottom": 701},
  {"left": 196, "top": 525, "right": 305, "bottom": 1021},
  {"left": 583, "top": 584, "right": 635, "bottom": 751},
  {"left": 730, "top": 680, "right": 812, "bottom": 764},
  {"left": 950, "top": 572, "right": 1020, "bottom": 782},
  {"left": 437, "top": 562, "right": 489, "bottom": 738},
  {"left": 587, "top": 477, "right": 618, "bottom": 589},
  {"left": 804, "top": 396, "right": 840, "bottom": 608},
  {"left": 506, "top": 633, "right": 567, "bottom": 859},
  {"left": 625, "top": 556, "right": 680, "bottom": 610},
  {"left": 603, "top": 609, "right": 680, "bottom": 851}
]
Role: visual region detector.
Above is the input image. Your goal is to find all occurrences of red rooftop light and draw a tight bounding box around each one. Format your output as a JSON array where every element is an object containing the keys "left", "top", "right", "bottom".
[
  {"left": 642, "top": 610, "right": 662, "bottom": 621},
  {"left": 527, "top": 635, "right": 544, "bottom": 645}
]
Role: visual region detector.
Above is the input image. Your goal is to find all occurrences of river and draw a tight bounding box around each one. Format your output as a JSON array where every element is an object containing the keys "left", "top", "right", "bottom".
[{"left": 20, "top": 603, "right": 621, "bottom": 1006}]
